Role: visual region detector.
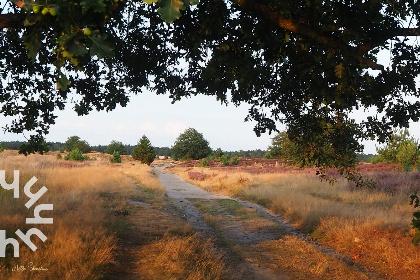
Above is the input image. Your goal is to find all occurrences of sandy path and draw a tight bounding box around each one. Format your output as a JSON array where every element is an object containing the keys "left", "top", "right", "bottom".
[
  {"left": 155, "top": 165, "right": 290, "bottom": 280},
  {"left": 155, "top": 165, "right": 230, "bottom": 240},
  {"left": 155, "top": 165, "right": 384, "bottom": 280}
]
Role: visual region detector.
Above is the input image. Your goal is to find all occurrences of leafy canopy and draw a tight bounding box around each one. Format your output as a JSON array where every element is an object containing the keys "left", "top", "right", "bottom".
[
  {"left": 172, "top": 128, "right": 212, "bottom": 160},
  {"left": 64, "top": 136, "right": 91, "bottom": 153},
  {"left": 372, "top": 130, "right": 420, "bottom": 171},
  {"left": 105, "top": 140, "right": 127, "bottom": 155},
  {"left": 1, "top": 0, "right": 419, "bottom": 173}
]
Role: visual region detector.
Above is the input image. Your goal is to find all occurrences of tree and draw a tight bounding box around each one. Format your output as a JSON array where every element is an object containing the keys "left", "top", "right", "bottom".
[
  {"left": 268, "top": 132, "right": 300, "bottom": 164},
  {"left": 64, "top": 136, "right": 91, "bottom": 153},
  {"left": 372, "top": 130, "right": 420, "bottom": 171},
  {"left": 172, "top": 128, "right": 212, "bottom": 160},
  {"left": 268, "top": 131, "right": 359, "bottom": 169},
  {"left": 132, "top": 135, "right": 156, "bottom": 165},
  {"left": 0, "top": 0, "right": 419, "bottom": 174},
  {"left": 105, "top": 140, "right": 127, "bottom": 155}
]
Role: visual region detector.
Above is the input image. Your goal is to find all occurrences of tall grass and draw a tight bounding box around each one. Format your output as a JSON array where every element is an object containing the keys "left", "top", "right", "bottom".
[
  {"left": 0, "top": 152, "right": 133, "bottom": 280},
  {"left": 0, "top": 152, "right": 228, "bottom": 280},
  {"left": 136, "top": 233, "right": 226, "bottom": 280},
  {"left": 173, "top": 166, "right": 420, "bottom": 279}
]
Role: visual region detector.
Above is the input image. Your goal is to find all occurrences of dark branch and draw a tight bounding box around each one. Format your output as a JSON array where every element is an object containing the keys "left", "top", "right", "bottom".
[
  {"left": 0, "top": 14, "right": 25, "bottom": 28},
  {"left": 231, "top": 0, "right": 391, "bottom": 70}
]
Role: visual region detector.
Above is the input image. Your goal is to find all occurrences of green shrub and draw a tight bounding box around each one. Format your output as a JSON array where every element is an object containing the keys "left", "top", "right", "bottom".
[
  {"left": 375, "top": 130, "right": 420, "bottom": 171},
  {"left": 65, "top": 148, "right": 86, "bottom": 161},
  {"left": 231, "top": 155, "right": 239, "bottom": 165},
  {"left": 200, "top": 158, "right": 208, "bottom": 167},
  {"left": 64, "top": 136, "right": 91, "bottom": 153},
  {"left": 0, "top": 143, "right": 4, "bottom": 153},
  {"left": 56, "top": 153, "right": 62, "bottom": 159},
  {"left": 212, "top": 148, "right": 224, "bottom": 159},
  {"left": 264, "top": 152, "right": 272, "bottom": 159},
  {"left": 220, "top": 154, "right": 230, "bottom": 166},
  {"left": 110, "top": 151, "right": 122, "bottom": 163}
]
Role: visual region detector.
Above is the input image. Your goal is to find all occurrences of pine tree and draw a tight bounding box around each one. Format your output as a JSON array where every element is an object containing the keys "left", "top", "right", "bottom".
[{"left": 132, "top": 135, "right": 156, "bottom": 165}]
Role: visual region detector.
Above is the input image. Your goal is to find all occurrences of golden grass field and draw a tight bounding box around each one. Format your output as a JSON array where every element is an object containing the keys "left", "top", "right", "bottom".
[
  {"left": 1, "top": 149, "right": 420, "bottom": 279},
  {"left": 0, "top": 151, "right": 226, "bottom": 280},
  {"left": 170, "top": 164, "right": 420, "bottom": 279}
]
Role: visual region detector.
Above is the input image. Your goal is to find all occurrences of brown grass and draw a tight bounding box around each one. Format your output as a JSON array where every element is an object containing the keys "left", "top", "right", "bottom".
[
  {"left": 257, "top": 236, "right": 371, "bottom": 279},
  {"left": 0, "top": 152, "right": 228, "bottom": 280},
  {"left": 136, "top": 233, "right": 226, "bottom": 280},
  {"left": 0, "top": 152, "right": 132, "bottom": 280},
  {"left": 171, "top": 165, "right": 420, "bottom": 279},
  {"left": 121, "top": 163, "right": 166, "bottom": 197}
]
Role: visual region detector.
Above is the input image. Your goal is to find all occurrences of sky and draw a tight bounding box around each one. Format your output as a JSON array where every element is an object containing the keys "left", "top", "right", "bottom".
[
  {"left": 1, "top": 87, "right": 419, "bottom": 154},
  {"left": 0, "top": 90, "right": 277, "bottom": 152}
]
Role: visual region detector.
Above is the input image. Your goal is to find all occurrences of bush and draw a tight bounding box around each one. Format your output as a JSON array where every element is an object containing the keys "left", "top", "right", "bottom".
[
  {"left": 212, "top": 148, "right": 224, "bottom": 159},
  {"left": 132, "top": 135, "right": 156, "bottom": 165},
  {"left": 374, "top": 130, "right": 420, "bottom": 171},
  {"left": 200, "top": 158, "right": 208, "bottom": 167},
  {"left": 65, "top": 148, "right": 86, "bottom": 161},
  {"left": 56, "top": 153, "right": 62, "bottom": 159},
  {"left": 231, "top": 155, "right": 240, "bottom": 165},
  {"left": 220, "top": 154, "right": 230, "bottom": 166},
  {"left": 0, "top": 143, "right": 4, "bottom": 153},
  {"left": 110, "top": 151, "right": 122, "bottom": 163}
]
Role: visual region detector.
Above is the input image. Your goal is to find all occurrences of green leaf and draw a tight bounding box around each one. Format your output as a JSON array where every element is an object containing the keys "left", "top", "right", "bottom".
[
  {"left": 88, "top": 32, "right": 114, "bottom": 58},
  {"left": 158, "top": 0, "right": 186, "bottom": 23},
  {"left": 23, "top": 14, "right": 40, "bottom": 27},
  {"left": 184, "top": 0, "right": 199, "bottom": 5},
  {"left": 22, "top": 31, "right": 42, "bottom": 60},
  {"left": 57, "top": 74, "right": 71, "bottom": 91},
  {"left": 80, "top": 0, "right": 107, "bottom": 13},
  {"left": 67, "top": 40, "right": 89, "bottom": 57}
]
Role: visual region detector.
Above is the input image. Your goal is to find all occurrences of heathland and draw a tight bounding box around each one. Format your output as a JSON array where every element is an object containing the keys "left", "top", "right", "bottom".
[{"left": 0, "top": 151, "right": 419, "bottom": 279}]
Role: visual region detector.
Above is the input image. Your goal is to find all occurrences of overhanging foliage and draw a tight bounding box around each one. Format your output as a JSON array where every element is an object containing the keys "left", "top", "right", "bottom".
[{"left": 0, "top": 0, "right": 419, "bottom": 174}]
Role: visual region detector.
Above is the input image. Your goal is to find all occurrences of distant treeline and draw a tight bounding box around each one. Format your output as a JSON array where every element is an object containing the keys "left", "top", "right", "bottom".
[
  {"left": 0, "top": 141, "right": 265, "bottom": 158},
  {"left": 90, "top": 145, "right": 172, "bottom": 157},
  {"left": 0, "top": 141, "right": 375, "bottom": 161},
  {"left": 0, "top": 141, "right": 173, "bottom": 157}
]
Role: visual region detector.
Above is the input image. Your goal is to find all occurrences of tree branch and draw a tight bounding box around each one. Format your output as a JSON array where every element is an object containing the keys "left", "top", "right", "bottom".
[
  {"left": 230, "top": 0, "right": 390, "bottom": 70},
  {"left": 0, "top": 14, "right": 25, "bottom": 28}
]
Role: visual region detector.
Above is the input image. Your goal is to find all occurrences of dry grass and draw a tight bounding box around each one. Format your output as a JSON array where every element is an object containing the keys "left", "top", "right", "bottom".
[
  {"left": 0, "top": 152, "right": 228, "bottom": 280},
  {"left": 258, "top": 236, "right": 371, "bottom": 279},
  {"left": 172, "top": 166, "right": 420, "bottom": 279},
  {"left": 0, "top": 152, "right": 133, "bottom": 280},
  {"left": 136, "top": 233, "right": 226, "bottom": 280},
  {"left": 121, "top": 163, "right": 165, "bottom": 197}
]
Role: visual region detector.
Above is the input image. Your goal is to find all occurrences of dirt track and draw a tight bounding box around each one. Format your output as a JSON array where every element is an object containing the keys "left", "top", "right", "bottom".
[
  {"left": 156, "top": 165, "right": 289, "bottom": 279},
  {"left": 155, "top": 165, "right": 382, "bottom": 280}
]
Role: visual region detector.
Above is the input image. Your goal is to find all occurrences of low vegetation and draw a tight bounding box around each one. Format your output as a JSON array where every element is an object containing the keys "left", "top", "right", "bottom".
[
  {"left": 0, "top": 151, "right": 226, "bottom": 280},
  {"left": 170, "top": 162, "right": 420, "bottom": 279}
]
